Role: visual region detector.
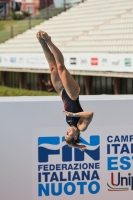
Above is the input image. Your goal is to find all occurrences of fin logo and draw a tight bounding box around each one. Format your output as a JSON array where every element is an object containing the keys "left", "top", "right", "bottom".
[{"left": 38, "top": 135, "right": 100, "bottom": 162}]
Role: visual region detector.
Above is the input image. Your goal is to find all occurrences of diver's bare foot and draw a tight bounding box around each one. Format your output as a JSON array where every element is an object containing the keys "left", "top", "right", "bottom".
[
  {"left": 36, "top": 31, "right": 46, "bottom": 45},
  {"left": 40, "top": 31, "right": 51, "bottom": 43}
]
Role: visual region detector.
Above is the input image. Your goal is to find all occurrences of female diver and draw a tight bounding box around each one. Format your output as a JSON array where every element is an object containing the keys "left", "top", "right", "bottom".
[{"left": 36, "top": 31, "right": 93, "bottom": 151}]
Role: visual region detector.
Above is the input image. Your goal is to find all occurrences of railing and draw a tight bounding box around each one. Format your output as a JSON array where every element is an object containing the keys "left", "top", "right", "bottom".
[
  {"left": 0, "top": 19, "right": 44, "bottom": 44},
  {"left": 31, "top": 7, "right": 64, "bottom": 20},
  {"left": 0, "top": 0, "right": 86, "bottom": 44}
]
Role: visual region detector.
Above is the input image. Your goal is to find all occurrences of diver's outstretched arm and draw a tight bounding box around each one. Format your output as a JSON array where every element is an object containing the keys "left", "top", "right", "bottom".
[{"left": 63, "top": 110, "right": 94, "bottom": 131}]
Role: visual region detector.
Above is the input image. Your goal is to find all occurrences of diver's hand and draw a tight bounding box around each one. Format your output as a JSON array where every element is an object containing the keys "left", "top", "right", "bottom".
[
  {"left": 78, "top": 145, "right": 86, "bottom": 151},
  {"left": 63, "top": 110, "right": 75, "bottom": 117}
]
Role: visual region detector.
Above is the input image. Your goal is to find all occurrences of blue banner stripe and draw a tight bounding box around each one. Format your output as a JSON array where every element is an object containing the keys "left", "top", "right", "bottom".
[{"left": 38, "top": 137, "right": 60, "bottom": 145}]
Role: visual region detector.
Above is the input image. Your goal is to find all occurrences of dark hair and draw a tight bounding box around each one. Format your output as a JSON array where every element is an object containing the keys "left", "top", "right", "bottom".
[{"left": 65, "top": 133, "right": 82, "bottom": 147}]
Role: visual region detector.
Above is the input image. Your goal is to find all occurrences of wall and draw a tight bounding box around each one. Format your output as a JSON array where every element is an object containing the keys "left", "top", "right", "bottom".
[{"left": 0, "top": 95, "right": 133, "bottom": 200}]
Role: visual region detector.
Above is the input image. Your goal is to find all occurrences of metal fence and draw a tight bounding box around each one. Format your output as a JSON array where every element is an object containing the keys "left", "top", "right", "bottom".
[
  {"left": 0, "top": 0, "right": 86, "bottom": 44},
  {"left": 0, "top": 7, "right": 64, "bottom": 44}
]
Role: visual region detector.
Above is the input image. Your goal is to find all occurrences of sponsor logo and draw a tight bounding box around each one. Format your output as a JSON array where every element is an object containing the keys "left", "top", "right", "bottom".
[
  {"left": 107, "top": 172, "right": 133, "bottom": 191},
  {"left": 28, "top": 56, "right": 46, "bottom": 65},
  {"left": 125, "top": 58, "right": 131, "bottom": 67},
  {"left": 10, "top": 57, "right": 16, "bottom": 63},
  {"left": 91, "top": 58, "right": 98, "bottom": 66},
  {"left": 70, "top": 58, "right": 77, "bottom": 65},
  {"left": 112, "top": 60, "right": 120, "bottom": 66},
  {"left": 80, "top": 59, "right": 87, "bottom": 65},
  {"left": 37, "top": 135, "right": 100, "bottom": 196},
  {"left": 107, "top": 135, "right": 133, "bottom": 191},
  {"left": 102, "top": 58, "right": 108, "bottom": 66},
  {"left": 38, "top": 135, "right": 100, "bottom": 162},
  {"left": 19, "top": 57, "right": 24, "bottom": 63}
]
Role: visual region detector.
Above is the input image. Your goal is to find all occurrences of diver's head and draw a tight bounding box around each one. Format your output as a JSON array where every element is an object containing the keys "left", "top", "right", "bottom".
[
  {"left": 65, "top": 126, "right": 81, "bottom": 146},
  {"left": 65, "top": 126, "right": 80, "bottom": 140},
  {"left": 65, "top": 126, "right": 86, "bottom": 151}
]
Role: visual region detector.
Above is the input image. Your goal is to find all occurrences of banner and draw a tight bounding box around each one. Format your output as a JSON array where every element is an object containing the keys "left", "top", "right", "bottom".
[
  {"left": 32, "top": 128, "right": 100, "bottom": 199},
  {"left": 32, "top": 126, "right": 133, "bottom": 199},
  {"left": 0, "top": 53, "right": 133, "bottom": 72}
]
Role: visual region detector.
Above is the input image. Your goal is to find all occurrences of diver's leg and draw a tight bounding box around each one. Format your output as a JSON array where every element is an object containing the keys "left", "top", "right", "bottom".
[
  {"left": 40, "top": 31, "right": 80, "bottom": 100},
  {"left": 36, "top": 32, "right": 63, "bottom": 95}
]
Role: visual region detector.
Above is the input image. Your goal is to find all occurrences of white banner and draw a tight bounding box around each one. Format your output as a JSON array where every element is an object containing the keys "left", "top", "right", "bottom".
[{"left": 0, "top": 53, "right": 133, "bottom": 72}]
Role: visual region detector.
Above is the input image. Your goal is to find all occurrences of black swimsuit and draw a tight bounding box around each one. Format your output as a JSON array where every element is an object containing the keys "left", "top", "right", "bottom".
[{"left": 62, "top": 89, "right": 83, "bottom": 127}]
